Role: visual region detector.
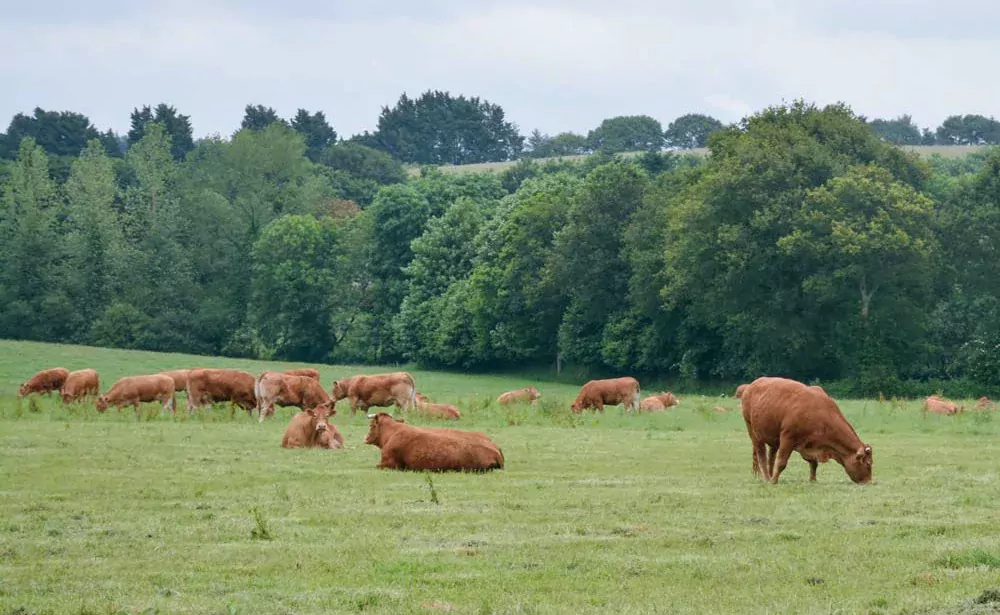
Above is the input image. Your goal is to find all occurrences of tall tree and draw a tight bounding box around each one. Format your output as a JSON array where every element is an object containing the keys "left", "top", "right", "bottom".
[
  {"left": 0, "top": 108, "right": 112, "bottom": 159},
  {"left": 869, "top": 115, "right": 922, "bottom": 145},
  {"left": 241, "top": 105, "right": 287, "bottom": 132},
  {"left": 935, "top": 114, "right": 1000, "bottom": 145},
  {"left": 127, "top": 104, "right": 195, "bottom": 160},
  {"left": 663, "top": 113, "right": 724, "bottom": 149},
  {"left": 587, "top": 115, "right": 664, "bottom": 153},
  {"left": 290, "top": 109, "right": 337, "bottom": 161}
]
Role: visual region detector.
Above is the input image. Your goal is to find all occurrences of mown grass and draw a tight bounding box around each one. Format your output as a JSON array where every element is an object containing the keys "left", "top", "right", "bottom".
[{"left": 1, "top": 340, "right": 1000, "bottom": 614}]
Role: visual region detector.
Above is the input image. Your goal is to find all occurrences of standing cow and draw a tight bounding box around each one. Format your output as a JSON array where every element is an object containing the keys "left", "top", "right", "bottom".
[
  {"left": 60, "top": 369, "right": 100, "bottom": 404},
  {"left": 364, "top": 412, "right": 504, "bottom": 472},
  {"left": 256, "top": 371, "right": 335, "bottom": 422},
  {"left": 96, "top": 375, "right": 176, "bottom": 419},
  {"left": 332, "top": 372, "right": 417, "bottom": 415},
  {"left": 281, "top": 405, "right": 343, "bottom": 449},
  {"left": 186, "top": 368, "right": 257, "bottom": 414},
  {"left": 741, "top": 376, "right": 873, "bottom": 484},
  {"left": 19, "top": 367, "right": 70, "bottom": 399},
  {"left": 571, "top": 377, "right": 641, "bottom": 414}
]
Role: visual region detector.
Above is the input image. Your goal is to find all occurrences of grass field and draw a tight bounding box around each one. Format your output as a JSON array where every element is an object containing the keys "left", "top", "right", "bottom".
[
  {"left": 404, "top": 145, "right": 991, "bottom": 176},
  {"left": 2, "top": 340, "right": 1000, "bottom": 614}
]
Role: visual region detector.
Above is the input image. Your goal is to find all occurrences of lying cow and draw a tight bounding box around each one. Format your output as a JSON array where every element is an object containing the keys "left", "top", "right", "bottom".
[
  {"left": 496, "top": 387, "right": 540, "bottom": 405},
  {"left": 283, "top": 368, "right": 320, "bottom": 380},
  {"left": 60, "top": 369, "right": 100, "bottom": 404},
  {"left": 186, "top": 368, "right": 256, "bottom": 414},
  {"left": 416, "top": 402, "right": 462, "bottom": 420},
  {"left": 976, "top": 396, "right": 996, "bottom": 412},
  {"left": 923, "top": 395, "right": 961, "bottom": 415},
  {"left": 741, "top": 376, "right": 872, "bottom": 484},
  {"left": 332, "top": 372, "right": 417, "bottom": 415},
  {"left": 96, "top": 374, "right": 176, "bottom": 419},
  {"left": 638, "top": 392, "right": 679, "bottom": 411},
  {"left": 415, "top": 392, "right": 431, "bottom": 404},
  {"left": 19, "top": 367, "right": 70, "bottom": 398},
  {"left": 159, "top": 370, "right": 192, "bottom": 394},
  {"left": 571, "top": 377, "right": 640, "bottom": 414},
  {"left": 281, "top": 405, "right": 343, "bottom": 449},
  {"left": 364, "top": 412, "right": 504, "bottom": 472},
  {"left": 256, "top": 370, "right": 334, "bottom": 422}
]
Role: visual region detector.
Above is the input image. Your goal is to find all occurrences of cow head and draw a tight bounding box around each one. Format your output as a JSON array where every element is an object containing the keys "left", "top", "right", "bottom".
[
  {"left": 528, "top": 386, "right": 540, "bottom": 399},
  {"left": 305, "top": 404, "right": 335, "bottom": 436},
  {"left": 17, "top": 383, "right": 28, "bottom": 398},
  {"left": 364, "top": 412, "right": 404, "bottom": 446},
  {"left": 844, "top": 444, "right": 873, "bottom": 484},
  {"left": 331, "top": 379, "right": 349, "bottom": 400},
  {"left": 570, "top": 401, "right": 583, "bottom": 413},
  {"left": 662, "top": 392, "right": 679, "bottom": 408},
  {"left": 95, "top": 395, "right": 109, "bottom": 412}
]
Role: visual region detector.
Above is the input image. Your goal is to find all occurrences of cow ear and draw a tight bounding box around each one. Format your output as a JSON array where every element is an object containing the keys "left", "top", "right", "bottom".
[{"left": 397, "top": 417, "right": 405, "bottom": 423}]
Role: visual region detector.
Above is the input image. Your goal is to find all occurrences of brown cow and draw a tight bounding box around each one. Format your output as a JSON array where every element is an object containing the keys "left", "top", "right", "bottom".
[
  {"left": 496, "top": 386, "right": 540, "bottom": 405},
  {"left": 571, "top": 377, "right": 640, "bottom": 414},
  {"left": 638, "top": 392, "right": 679, "bottom": 411},
  {"left": 735, "top": 384, "right": 748, "bottom": 399},
  {"left": 186, "top": 368, "right": 256, "bottom": 414},
  {"left": 976, "top": 396, "right": 996, "bottom": 412},
  {"left": 741, "top": 376, "right": 872, "bottom": 484},
  {"left": 18, "top": 367, "right": 70, "bottom": 399},
  {"left": 281, "top": 405, "right": 343, "bottom": 449},
  {"left": 416, "top": 402, "right": 462, "bottom": 420},
  {"left": 923, "top": 395, "right": 961, "bottom": 415},
  {"left": 159, "top": 370, "right": 191, "bottom": 393},
  {"left": 256, "top": 371, "right": 334, "bottom": 422},
  {"left": 364, "top": 412, "right": 503, "bottom": 472},
  {"left": 332, "top": 372, "right": 417, "bottom": 415},
  {"left": 415, "top": 392, "right": 431, "bottom": 404},
  {"left": 283, "top": 368, "right": 320, "bottom": 381},
  {"left": 60, "top": 369, "right": 100, "bottom": 404},
  {"left": 96, "top": 374, "right": 176, "bottom": 419}
]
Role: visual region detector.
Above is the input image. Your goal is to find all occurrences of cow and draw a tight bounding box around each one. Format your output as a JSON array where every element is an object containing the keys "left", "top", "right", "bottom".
[
  {"left": 638, "top": 392, "right": 679, "bottom": 411},
  {"left": 186, "top": 368, "right": 256, "bottom": 414},
  {"left": 96, "top": 374, "right": 176, "bottom": 419},
  {"left": 60, "top": 369, "right": 100, "bottom": 404},
  {"left": 18, "top": 367, "right": 70, "bottom": 399},
  {"left": 976, "top": 396, "right": 996, "bottom": 412},
  {"left": 332, "top": 372, "right": 417, "bottom": 415},
  {"left": 735, "top": 384, "right": 748, "bottom": 399},
  {"left": 283, "top": 368, "right": 320, "bottom": 381},
  {"left": 159, "top": 370, "right": 191, "bottom": 394},
  {"left": 256, "top": 371, "right": 335, "bottom": 422},
  {"left": 496, "top": 386, "right": 540, "bottom": 405},
  {"left": 415, "top": 393, "right": 431, "bottom": 404},
  {"left": 281, "top": 405, "right": 343, "bottom": 449},
  {"left": 364, "top": 412, "right": 504, "bottom": 472},
  {"left": 923, "top": 395, "right": 961, "bottom": 415},
  {"left": 570, "top": 377, "right": 640, "bottom": 414},
  {"left": 740, "top": 376, "right": 873, "bottom": 484},
  {"left": 416, "top": 402, "right": 462, "bottom": 420}
]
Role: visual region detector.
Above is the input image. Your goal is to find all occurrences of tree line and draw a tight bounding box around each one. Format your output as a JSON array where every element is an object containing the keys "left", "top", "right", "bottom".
[{"left": 2, "top": 97, "right": 1000, "bottom": 396}]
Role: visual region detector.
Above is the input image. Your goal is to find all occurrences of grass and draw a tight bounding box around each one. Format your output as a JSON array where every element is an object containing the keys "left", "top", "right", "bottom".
[{"left": 2, "top": 340, "right": 1000, "bottom": 614}]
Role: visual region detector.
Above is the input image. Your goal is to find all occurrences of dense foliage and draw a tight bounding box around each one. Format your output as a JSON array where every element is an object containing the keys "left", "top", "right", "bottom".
[{"left": 1, "top": 97, "right": 999, "bottom": 395}]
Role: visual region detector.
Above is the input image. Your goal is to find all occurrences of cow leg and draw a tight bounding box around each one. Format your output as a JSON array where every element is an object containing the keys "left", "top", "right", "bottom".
[
  {"left": 766, "top": 446, "right": 777, "bottom": 477},
  {"left": 164, "top": 395, "right": 175, "bottom": 416},
  {"left": 133, "top": 402, "right": 142, "bottom": 421},
  {"left": 596, "top": 401, "right": 604, "bottom": 413},
  {"left": 770, "top": 439, "right": 795, "bottom": 484},
  {"left": 377, "top": 451, "right": 401, "bottom": 470},
  {"left": 807, "top": 458, "right": 819, "bottom": 482}
]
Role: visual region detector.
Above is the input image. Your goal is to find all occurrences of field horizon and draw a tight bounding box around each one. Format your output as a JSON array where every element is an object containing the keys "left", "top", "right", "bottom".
[{"left": 2, "top": 340, "right": 1000, "bottom": 614}]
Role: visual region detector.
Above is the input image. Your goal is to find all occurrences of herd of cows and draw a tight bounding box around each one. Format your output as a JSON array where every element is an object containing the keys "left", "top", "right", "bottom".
[{"left": 13, "top": 366, "right": 994, "bottom": 480}]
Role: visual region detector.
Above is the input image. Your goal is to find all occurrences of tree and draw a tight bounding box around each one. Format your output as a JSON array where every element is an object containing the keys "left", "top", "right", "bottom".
[
  {"left": 363, "top": 90, "right": 524, "bottom": 165},
  {"left": 587, "top": 115, "right": 664, "bottom": 153},
  {"left": 319, "top": 142, "right": 406, "bottom": 206},
  {"left": 869, "top": 115, "right": 922, "bottom": 145},
  {"left": 525, "top": 131, "right": 590, "bottom": 158},
  {"left": 935, "top": 114, "right": 1000, "bottom": 145},
  {"left": 663, "top": 113, "right": 724, "bottom": 149},
  {"left": 127, "top": 104, "right": 195, "bottom": 159},
  {"left": 290, "top": 109, "right": 337, "bottom": 162},
  {"left": 0, "top": 108, "right": 114, "bottom": 160},
  {"left": 241, "top": 105, "right": 287, "bottom": 132}
]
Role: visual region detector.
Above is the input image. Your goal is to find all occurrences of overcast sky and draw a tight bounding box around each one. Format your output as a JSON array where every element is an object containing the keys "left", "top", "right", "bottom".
[{"left": 2, "top": 0, "right": 997, "bottom": 139}]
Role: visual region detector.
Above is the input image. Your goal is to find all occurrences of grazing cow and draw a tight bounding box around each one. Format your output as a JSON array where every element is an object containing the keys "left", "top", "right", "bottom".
[
  {"left": 976, "top": 396, "right": 996, "bottom": 412},
  {"left": 159, "top": 370, "right": 192, "bottom": 394},
  {"left": 741, "top": 376, "right": 873, "bottom": 484},
  {"left": 96, "top": 375, "right": 176, "bottom": 419},
  {"left": 332, "top": 372, "right": 417, "bottom": 415},
  {"left": 18, "top": 367, "right": 70, "bottom": 399},
  {"left": 417, "top": 402, "right": 462, "bottom": 420},
  {"left": 571, "top": 377, "right": 641, "bottom": 414},
  {"left": 364, "top": 412, "right": 504, "bottom": 472},
  {"left": 60, "top": 369, "right": 100, "bottom": 404},
  {"left": 283, "top": 368, "right": 320, "bottom": 381},
  {"left": 186, "top": 368, "right": 256, "bottom": 414},
  {"left": 496, "top": 386, "right": 540, "bottom": 405},
  {"left": 281, "top": 405, "right": 343, "bottom": 449},
  {"left": 923, "top": 395, "right": 961, "bottom": 415},
  {"left": 256, "top": 371, "right": 334, "bottom": 422},
  {"left": 638, "top": 392, "right": 679, "bottom": 411}
]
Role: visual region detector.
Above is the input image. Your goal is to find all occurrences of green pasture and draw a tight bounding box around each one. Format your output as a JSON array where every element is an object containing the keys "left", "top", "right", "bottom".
[{"left": 1, "top": 340, "right": 999, "bottom": 614}]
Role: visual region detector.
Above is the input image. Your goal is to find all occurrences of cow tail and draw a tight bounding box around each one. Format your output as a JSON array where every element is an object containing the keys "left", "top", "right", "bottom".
[{"left": 408, "top": 384, "right": 417, "bottom": 413}]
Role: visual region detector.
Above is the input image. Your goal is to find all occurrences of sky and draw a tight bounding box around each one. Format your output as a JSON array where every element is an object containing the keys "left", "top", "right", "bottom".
[{"left": 2, "top": 0, "right": 998, "bottom": 139}]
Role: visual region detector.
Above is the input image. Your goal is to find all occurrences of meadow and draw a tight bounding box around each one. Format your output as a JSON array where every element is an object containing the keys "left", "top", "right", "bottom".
[{"left": 1, "top": 340, "right": 1000, "bottom": 614}]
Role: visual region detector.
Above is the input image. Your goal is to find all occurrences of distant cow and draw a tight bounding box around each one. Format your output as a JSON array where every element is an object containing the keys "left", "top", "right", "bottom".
[
  {"left": 496, "top": 387, "right": 540, "bottom": 405},
  {"left": 741, "top": 376, "right": 872, "bottom": 484},
  {"left": 256, "top": 371, "right": 334, "bottom": 422},
  {"left": 332, "top": 372, "right": 417, "bottom": 415},
  {"left": 571, "top": 377, "right": 640, "bottom": 414},
  {"left": 417, "top": 402, "right": 462, "bottom": 420},
  {"left": 976, "top": 396, "right": 996, "bottom": 412},
  {"left": 186, "top": 368, "right": 256, "bottom": 414},
  {"left": 283, "top": 368, "right": 320, "bottom": 381},
  {"left": 60, "top": 369, "right": 100, "bottom": 404},
  {"left": 281, "top": 405, "right": 343, "bottom": 449},
  {"left": 159, "top": 370, "right": 192, "bottom": 393},
  {"left": 19, "top": 367, "right": 70, "bottom": 399},
  {"left": 735, "top": 384, "right": 748, "bottom": 399},
  {"left": 364, "top": 412, "right": 504, "bottom": 472},
  {"left": 638, "top": 392, "right": 679, "bottom": 411},
  {"left": 923, "top": 395, "right": 961, "bottom": 415},
  {"left": 96, "top": 374, "right": 176, "bottom": 419}
]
